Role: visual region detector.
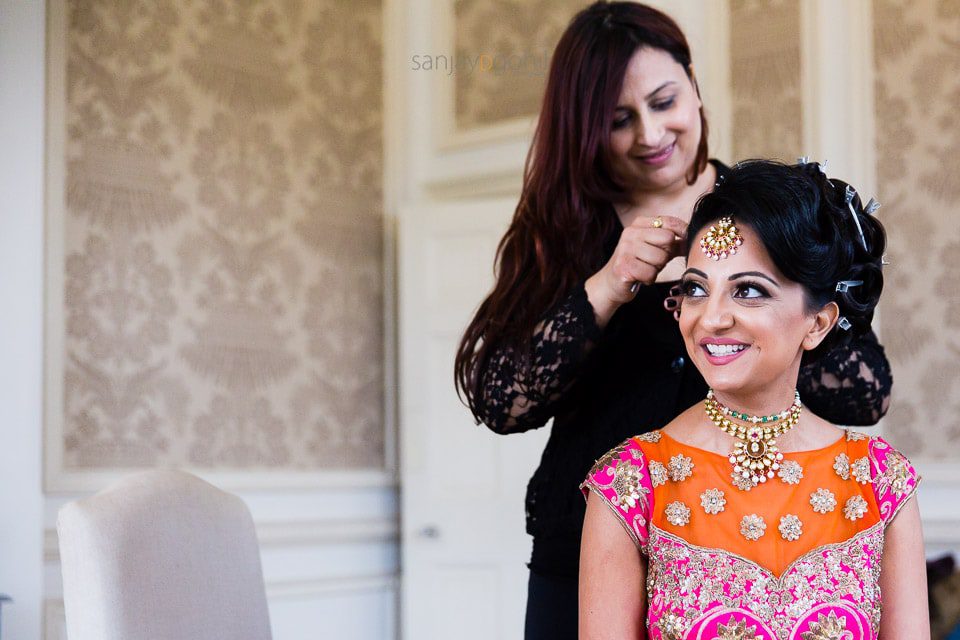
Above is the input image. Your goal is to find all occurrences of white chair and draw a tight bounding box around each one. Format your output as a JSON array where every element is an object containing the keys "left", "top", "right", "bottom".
[{"left": 57, "top": 469, "right": 272, "bottom": 640}]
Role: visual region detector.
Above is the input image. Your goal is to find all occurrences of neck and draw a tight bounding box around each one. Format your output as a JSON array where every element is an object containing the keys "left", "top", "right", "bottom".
[
  {"left": 709, "top": 386, "right": 798, "bottom": 419},
  {"left": 618, "top": 162, "right": 716, "bottom": 226}
]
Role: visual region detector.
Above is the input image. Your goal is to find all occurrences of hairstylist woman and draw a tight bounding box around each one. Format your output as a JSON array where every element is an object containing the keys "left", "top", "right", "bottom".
[{"left": 453, "top": 3, "right": 892, "bottom": 638}]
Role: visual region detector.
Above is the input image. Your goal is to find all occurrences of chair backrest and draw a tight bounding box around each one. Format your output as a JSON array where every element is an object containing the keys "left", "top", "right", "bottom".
[{"left": 58, "top": 469, "right": 272, "bottom": 640}]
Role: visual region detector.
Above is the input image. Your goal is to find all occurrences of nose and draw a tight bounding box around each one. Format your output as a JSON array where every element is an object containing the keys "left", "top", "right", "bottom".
[
  {"left": 700, "top": 291, "right": 735, "bottom": 333},
  {"left": 634, "top": 109, "right": 664, "bottom": 149}
]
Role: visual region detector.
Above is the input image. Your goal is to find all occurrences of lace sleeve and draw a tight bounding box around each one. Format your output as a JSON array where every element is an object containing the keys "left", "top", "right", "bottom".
[
  {"left": 799, "top": 329, "right": 892, "bottom": 426},
  {"left": 477, "top": 283, "right": 602, "bottom": 434}
]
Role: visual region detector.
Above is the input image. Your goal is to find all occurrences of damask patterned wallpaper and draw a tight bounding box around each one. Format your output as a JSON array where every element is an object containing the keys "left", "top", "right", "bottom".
[
  {"left": 453, "top": 0, "right": 587, "bottom": 129},
  {"left": 873, "top": 0, "right": 960, "bottom": 459},
  {"left": 60, "top": 0, "right": 384, "bottom": 470},
  {"left": 729, "top": 0, "right": 802, "bottom": 162}
]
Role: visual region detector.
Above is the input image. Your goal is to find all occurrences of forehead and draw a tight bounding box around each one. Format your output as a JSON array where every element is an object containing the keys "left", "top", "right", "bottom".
[
  {"left": 686, "top": 222, "right": 783, "bottom": 280},
  {"left": 618, "top": 46, "right": 687, "bottom": 99}
]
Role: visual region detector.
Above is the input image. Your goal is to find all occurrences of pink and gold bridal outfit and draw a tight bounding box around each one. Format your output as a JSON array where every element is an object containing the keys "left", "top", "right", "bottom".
[{"left": 582, "top": 429, "right": 919, "bottom": 639}]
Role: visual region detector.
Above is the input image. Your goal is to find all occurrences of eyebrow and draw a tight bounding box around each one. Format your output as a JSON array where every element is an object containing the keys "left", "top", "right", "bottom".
[
  {"left": 681, "top": 268, "right": 781, "bottom": 288},
  {"left": 615, "top": 81, "right": 677, "bottom": 109}
]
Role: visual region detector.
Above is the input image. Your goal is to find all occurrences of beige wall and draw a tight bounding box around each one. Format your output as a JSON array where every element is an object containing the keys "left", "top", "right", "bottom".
[
  {"left": 54, "top": 0, "right": 385, "bottom": 472},
  {"left": 873, "top": 0, "right": 960, "bottom": 459}
]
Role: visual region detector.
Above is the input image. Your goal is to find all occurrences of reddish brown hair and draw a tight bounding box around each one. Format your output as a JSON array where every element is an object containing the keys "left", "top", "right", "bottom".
[{"left": 454, "top": 2, "right": 709, "bottom": 423}]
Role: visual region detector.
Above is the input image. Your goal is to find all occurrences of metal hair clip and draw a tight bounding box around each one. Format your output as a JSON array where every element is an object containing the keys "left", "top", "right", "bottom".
[
  {"left": 863, "top": 197, "right": 881, "bottom": 215},
  {"left": 797, "top": 156, "right": 810, "bottom": 164},
  {"left": 837, "top": 317, "right": 853, "bottom": 331},
  {"left": 845, "top": 185, "right": 869, "bottom": 252},
  {"left": 881, "top": 254, "right": 891, "bottom": 266},
  {"left": 836, "top": 280, "right": 863, "bottom": 293}
]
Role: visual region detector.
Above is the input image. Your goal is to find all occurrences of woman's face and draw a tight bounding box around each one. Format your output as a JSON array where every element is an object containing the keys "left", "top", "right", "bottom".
[
  {"left": 678, "top": 223, "right": 832, "bottom": 399},
  {"left": 608, "top": 46, "right": 703, "bottom": 198}
]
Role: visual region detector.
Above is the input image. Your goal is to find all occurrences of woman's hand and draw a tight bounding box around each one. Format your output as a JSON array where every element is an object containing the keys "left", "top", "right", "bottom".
[{"left": 585, "top": 215, "right": 687, "bottom": 329}]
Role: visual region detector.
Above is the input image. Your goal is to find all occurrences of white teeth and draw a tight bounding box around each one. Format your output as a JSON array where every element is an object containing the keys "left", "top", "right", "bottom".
[{"left": 705, "top": 343, "right": 747, "bottom": 356}]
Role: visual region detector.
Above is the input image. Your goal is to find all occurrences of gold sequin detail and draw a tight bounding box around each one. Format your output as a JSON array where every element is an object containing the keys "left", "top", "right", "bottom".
[
  {"left": 716, "top": 616, "right": 761, "bottom": 639},
  {"left": 833, "top": 453, "right": 851, "bottom": 480},
  {"left": 809, "top": 488, "right": 837, "bottom": 514},
  {"left": 649, "top": 460, "right": 668, "bottom": 487},
  {"left": 667, "top": 454, "right": 694, "bottom": 482},
  {"left": 777, "top": 459, "right": 804, "bottom": 485},
  {"left": 740, "top": 514, "right": 766, "bottom": 541},
  {"left": 778, "top": 514, "right": 803, "bottom": 541},
  {"left": 851, "top": 456, "right": 871, "bottom": 484},
  {"left": 700, "top": 488, "right": 726, "bottom": 515},
  {"left": 876, "top": 449, "right": 913, "bottom": 499},
  {"left": 843, "top": 495, "right": 869, "bottom": 521},
  {"left": 657, "top": 612, "right": 687, "bottom": 640},
  {"left": 800, "top": 609, "right": 850, "bottom": 639},
  {"left": 665, "top": 501, "right": 691, "bottom": 527},
  {"left": 845, "top": 429, "right": 868, "bottom": 441},
  {"left": 611, "top": 458, "right": 647, "bottom": 512},
  {"left": 635, "top": 430, "right": 662, "bottom": 443}
]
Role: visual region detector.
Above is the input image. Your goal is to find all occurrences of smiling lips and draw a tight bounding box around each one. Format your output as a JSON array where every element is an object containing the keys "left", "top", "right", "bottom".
[
  {"left": 700, "top": 338, "right": 750, "bottom": 365},
  {"left": 636, "top": 141, "right": 675, "bottom": 165}
]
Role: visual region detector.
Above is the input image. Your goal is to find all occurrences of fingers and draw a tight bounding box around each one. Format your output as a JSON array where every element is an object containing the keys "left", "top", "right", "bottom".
[{"left": 628, "top": 214, "right": 688, "bottom": 240}]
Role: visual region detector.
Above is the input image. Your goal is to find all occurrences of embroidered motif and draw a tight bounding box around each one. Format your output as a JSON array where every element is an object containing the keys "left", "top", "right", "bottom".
[
  {"left": 700, "top": 488, "right": 726, "bottom": 515},
  {"left": 591, "top": 441, "right": 630, "bottom": 474},
  {"left": 851, "top": 456, "right": 871, "bottom": 484},
  {"left": 876, "top": 449, "right": 912, "bottom": 499},
  {"left": 800, "top": 609, "right": 852, "bottom": 639},
  {"left": 845, "top": 429, "right": 868, "bottom": 441},
  {"left": 740, "top": 514, "right": 766, "bottom": 541},
  {"left": 649, "top": 460, "right": 668, "bottom": 488},
  {"left": 731, "top": 470, "right": 755, "bottom": 491},
  {"left": 668, "top": 454, "right": 695, "bottom": 482},
  {"left": 778, "top": 514, "right": 803, "bottom": 541},
  {"left": 833, "top": 453, "right": 851, "bottom": 480},
  {"left": 657, "top": 612, "right": 687, "bottom": 640},
  {"left": 665, "top": 501, "right": 691, "bottom": 526},
  {"left": 778, "top": 459, "right": 804, "bottom": 485},
  {"left": 646, "top": 524, "right": 885, "bottom": 640},
  {"left": 844, "top": 495, "right": 868, "bottom": 521},
  {"left": 810, "top": 488, "right": 837, "bottom": 514},
  {"left": 715, "top": 616, "right": 763, "bottom": 639},
  {"left": 635, "top": 430, "right": 662, "bottom": 443},
  {"left": 611, "top": 458, "right": 647, "bottom": 512}
]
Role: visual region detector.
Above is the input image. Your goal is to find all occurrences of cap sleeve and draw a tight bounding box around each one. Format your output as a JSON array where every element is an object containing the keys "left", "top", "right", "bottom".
[
  {"left": 869, "top": 436, "right": 921, "bottom": 526},
  {"left": 580, "top": 438, "right": 653, "bottom": 554}
]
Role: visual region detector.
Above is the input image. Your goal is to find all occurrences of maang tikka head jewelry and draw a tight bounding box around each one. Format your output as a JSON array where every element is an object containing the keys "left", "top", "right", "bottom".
[{"left": 700, "top": 216, "right": 743, "bottom": 260}]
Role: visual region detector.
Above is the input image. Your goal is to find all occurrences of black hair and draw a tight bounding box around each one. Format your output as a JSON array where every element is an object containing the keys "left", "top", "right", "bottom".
[{"left": 685, "top": 159, "right": 886, "bottom": 364}]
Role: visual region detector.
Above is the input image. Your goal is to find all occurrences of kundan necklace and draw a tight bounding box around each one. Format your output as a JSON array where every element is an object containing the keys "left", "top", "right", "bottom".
[{"left": 705, "top": 389, "right": 802, "bottom": 489}]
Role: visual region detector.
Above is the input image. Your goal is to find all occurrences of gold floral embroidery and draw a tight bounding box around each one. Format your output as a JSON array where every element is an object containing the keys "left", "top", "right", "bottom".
[
  {"left": 611, "top": 458, "right": 648, "bottom": 512},
  {"left": 665, "top": 501, "right": 691, "bottom": 526},
  {"left": 646, "top": 523, "right": 886, "bottom": 639},
  {"left": 732, "top": 470, "right": 755, "bottom": 491},
  {"left": 740, "top": 514, "right": 766, "bottom": 541},
  {"left": 851, "top": 456, "right": 871, "bottom": 484},
  {"left": 800, "top": 609, "right": 852, "bottom": 639},
  {"left": 778, "top": 514, "right": 803, "bottom": 541},
  {"left": 810, "top": 488, "right": 837, "bottom": 514},
  {"left": 845, "top": 429, "right": 868, "bottom": 441},
  {"left": 778, "top": 459, "right": 804, "bottom": 485},
  {"left": 715, "top": 616, "right": 763, "bottom": 639},
  {"left": 833, "top": 453, "right": 851, "bottom": 480},
  {"left": 876, "top": 450, "right": 913, "bottom": 499},
  {"left": 843, "top": 495, "right": 868, "bottom": 521},
  {"left": 700, "top": 488, "right": 726, "bottom": 515},
  {"left": 668, "top": 453, "right": 695, "bottom": 482},
  {"left": 591, "top": 440, "right": 630, "bottom": 474},
  {"left": 649, "top": 460, "right": 668, "bottom": 488},
  {"left": 657, "top": 612, "right": 687, "bottom": 640},
  {"left": 636, "top": 430, "right": 662, "bottom": 443}
]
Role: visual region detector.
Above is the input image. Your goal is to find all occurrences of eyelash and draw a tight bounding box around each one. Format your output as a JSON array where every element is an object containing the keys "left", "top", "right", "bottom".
[
  {"left": 612, "top": 98, "right": 677, "bottom": 129},
  {"left": 680, "top": 280, "right": 771, "bottom": 300}
]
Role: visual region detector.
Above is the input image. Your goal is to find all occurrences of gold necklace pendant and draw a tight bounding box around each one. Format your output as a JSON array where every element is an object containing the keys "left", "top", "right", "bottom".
[{"left": 705, "top": 391, "right": 802, "bottom": 489}]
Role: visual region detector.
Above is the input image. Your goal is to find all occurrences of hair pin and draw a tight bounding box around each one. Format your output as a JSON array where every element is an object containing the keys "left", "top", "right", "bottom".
[
  {"left": 864, "top": 197, "right": 881, "bottom": 215},
  {"left": 836, "top": 280, "right": 863, "bottom": 293},
  {"left": 881, "top": 254, "right": 891, "bottom": 266},
  {"left": 837, "top": 317, "right": 853, "bottom": 331},
  {"left": 844, "top": 185, "right": 869, "bottom": 252}
]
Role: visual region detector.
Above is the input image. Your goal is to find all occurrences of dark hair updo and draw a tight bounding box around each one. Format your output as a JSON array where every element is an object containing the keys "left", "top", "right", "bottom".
[{"left": 685, "top": 159, "right": 886, "bottom": 364}]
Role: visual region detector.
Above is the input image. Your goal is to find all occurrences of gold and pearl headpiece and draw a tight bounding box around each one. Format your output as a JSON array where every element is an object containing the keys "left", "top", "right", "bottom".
[{"left": 700, "top": 216, "right": 743, "bottom": 260}]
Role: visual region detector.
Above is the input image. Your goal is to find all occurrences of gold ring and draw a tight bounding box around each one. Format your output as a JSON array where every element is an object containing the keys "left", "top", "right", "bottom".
[{"left": 652, "top": 216, "right": 663, "bottom": 229}]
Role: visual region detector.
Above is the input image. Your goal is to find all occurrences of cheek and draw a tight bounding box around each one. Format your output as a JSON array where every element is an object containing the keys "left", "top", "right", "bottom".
[{"left": 609, "top": 130, "right": 632, "bottom": 158}]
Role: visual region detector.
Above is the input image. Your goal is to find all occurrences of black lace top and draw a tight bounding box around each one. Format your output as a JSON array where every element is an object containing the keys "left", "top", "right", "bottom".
[{"left": 474, "top": 164, "right": 894, "bottom": 579}]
